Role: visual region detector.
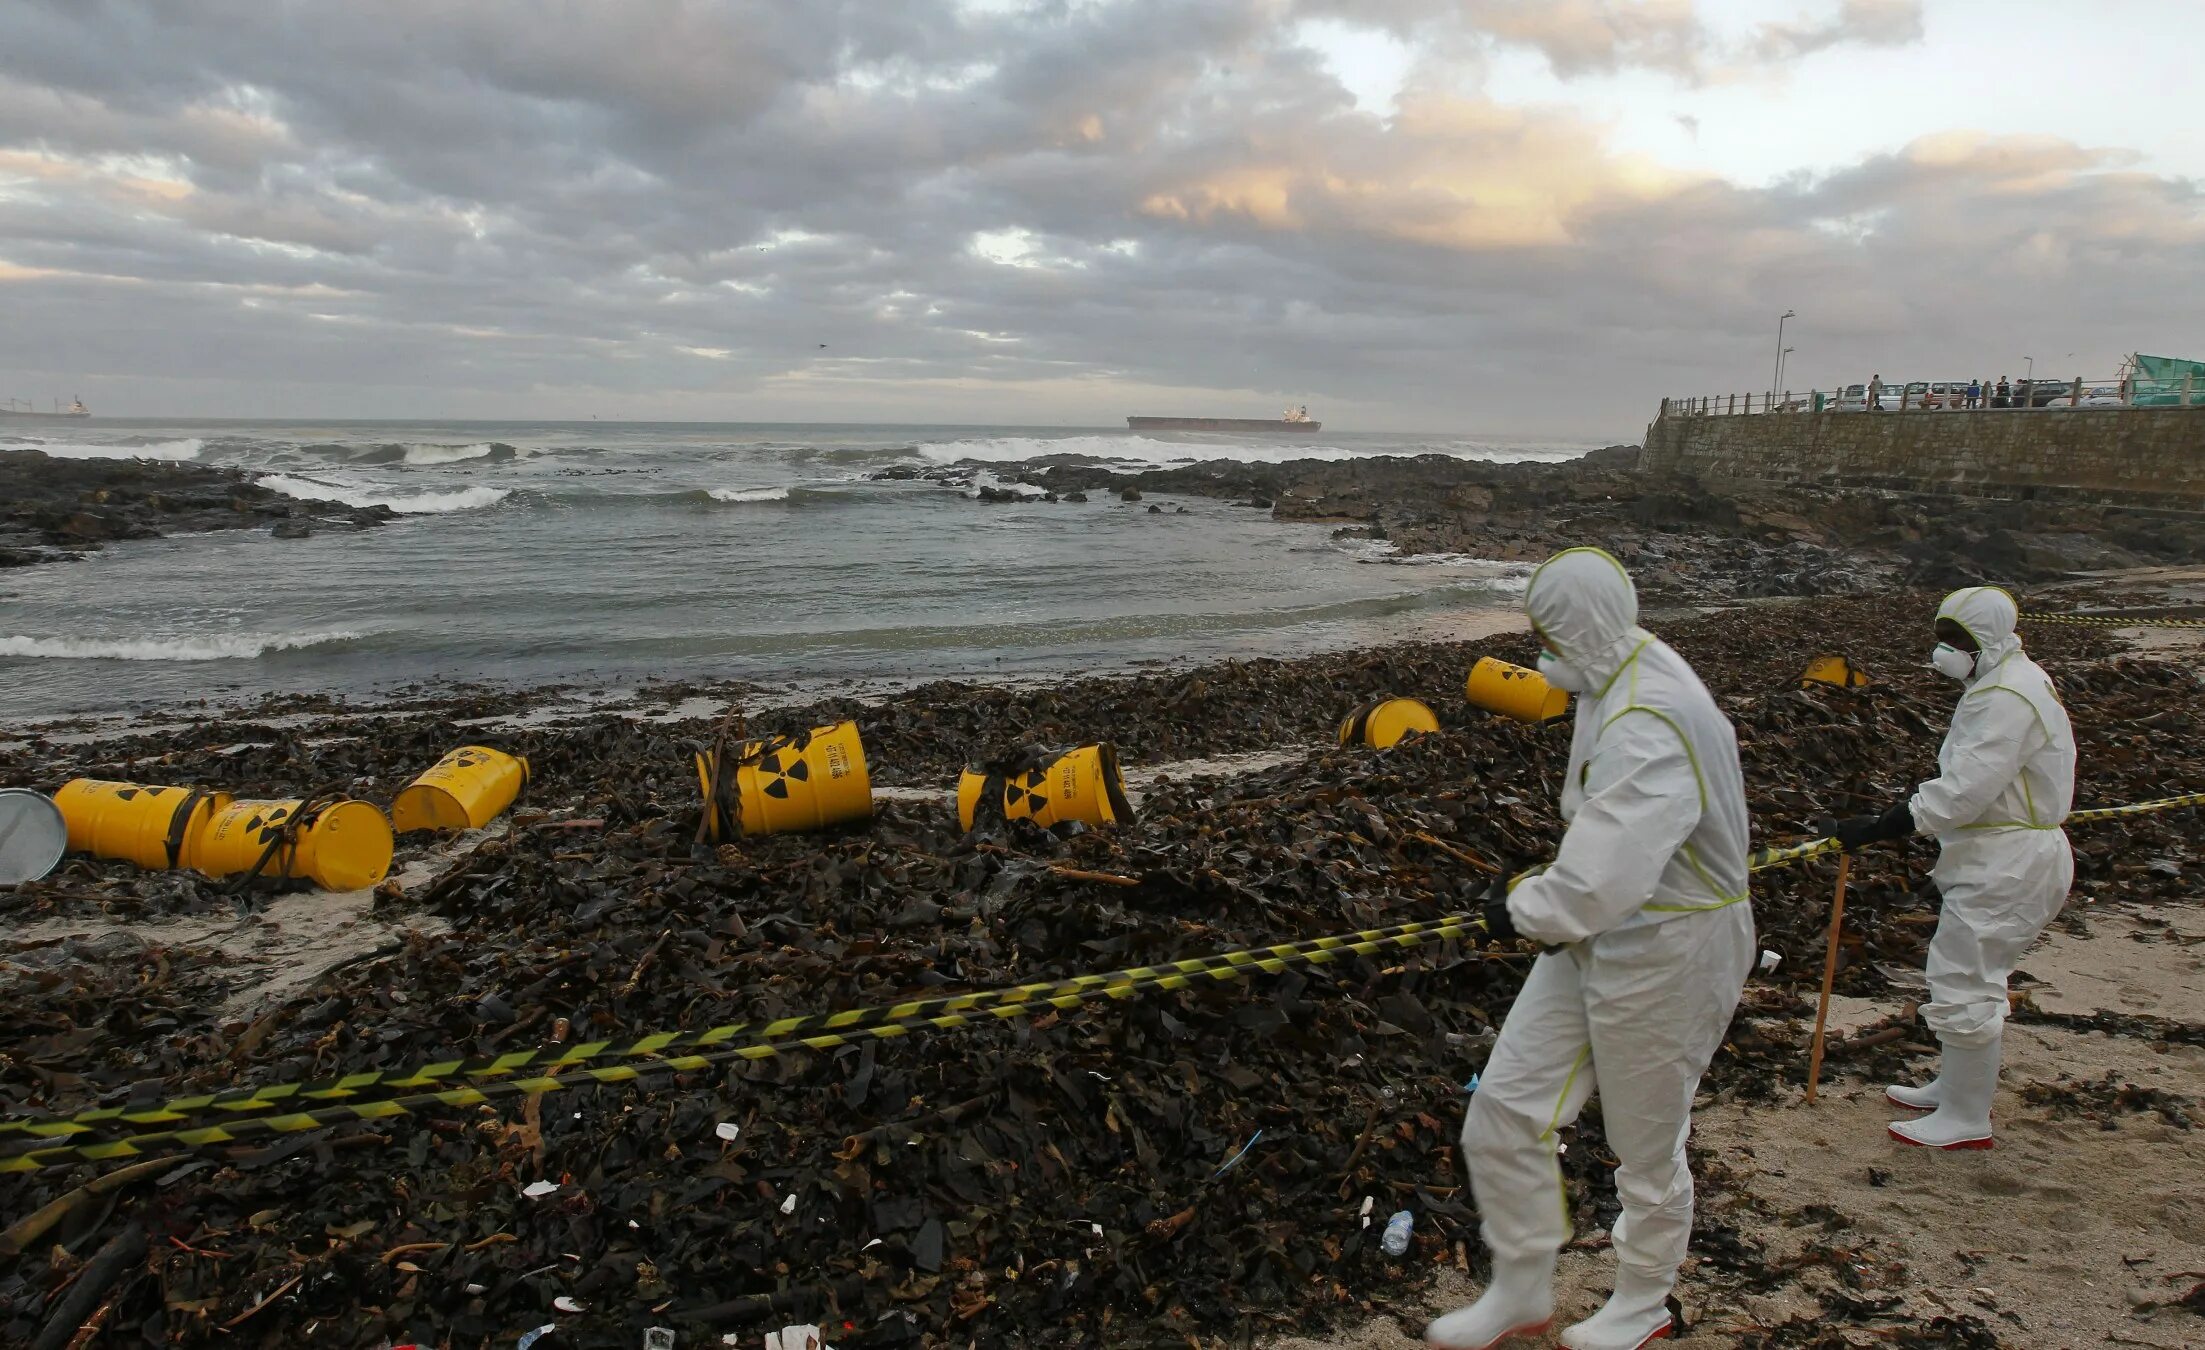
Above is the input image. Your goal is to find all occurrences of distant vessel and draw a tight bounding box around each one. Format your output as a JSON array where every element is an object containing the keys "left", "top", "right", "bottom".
[
  {"left": 1128, "top": 405, "right": 1321, "bottom": 433},
  {"left": 0, "top": 397, "right": 90, "bottom": 420}
]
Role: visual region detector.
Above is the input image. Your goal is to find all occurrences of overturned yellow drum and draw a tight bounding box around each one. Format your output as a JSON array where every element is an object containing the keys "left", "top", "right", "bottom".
[
  {"left": 184, "top": 797, "right": 394, "bottom": 891},
  {"left": 1801, "top": 654, "right": 1870, "bottom": 689},
  {"left": 695, "top": 721, "right": 872, "bottom": 842},
  {"left": 1338, "top": 697, "right": 1441, "bottom": 750},
  {"left": 54, "top": 779, "right": 231, "bottom": 871},
  {"left": 1465, "top": 657, "right": 1570, "bottom": 723},
  {"left": 391, "top": 745, "right": 530, "bottom": 833},
  {"left": 957, "top": 744, "right": 1134, "bottom": 832}
]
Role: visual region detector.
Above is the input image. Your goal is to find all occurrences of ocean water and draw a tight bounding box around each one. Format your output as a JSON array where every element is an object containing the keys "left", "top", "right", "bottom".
[{"left": 0, "top": 420, "right": 1601, "bottom": 720}]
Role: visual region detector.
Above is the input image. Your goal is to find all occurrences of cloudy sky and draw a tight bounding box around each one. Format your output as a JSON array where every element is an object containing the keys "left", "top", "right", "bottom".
[{"left": 0, "top": 0, "right": 2197, "bottom": 436}]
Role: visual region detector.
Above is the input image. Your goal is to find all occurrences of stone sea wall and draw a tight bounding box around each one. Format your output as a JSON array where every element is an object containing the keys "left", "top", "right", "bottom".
[{"left": 1638, "top": 408, "right": 2205, "bottom": 507}]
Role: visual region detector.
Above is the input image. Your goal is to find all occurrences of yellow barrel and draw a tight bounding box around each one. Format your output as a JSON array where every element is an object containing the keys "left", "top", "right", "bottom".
[
  {"left": 1465, "top": 657, "right": 1570, "bottom": 723},
  {"left": 957, "top": 744, "right": 1134, "bottom": 832},
  {"left": 1339, "top": 697, "right": 1441, "bottom": 750},
  {"left": 54, "top": 779, "right": 230, "bottom": 871},
  {"left": 695, "top": 721, "right": 872, "bottom": 842},
  {"left": 1801, "top": 654, "right": 1870, "bottom": 689},
  {"left": 183, "top": 798, "right": 394, "bottom": 891},
  {"left": 391, "top": 745, "right": 530, "bottom": 833}
]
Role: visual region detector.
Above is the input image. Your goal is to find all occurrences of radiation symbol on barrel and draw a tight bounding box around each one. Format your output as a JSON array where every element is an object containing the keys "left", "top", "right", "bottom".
[
  {"left": 751, "top": 730, "right": 815, "bottom": 801},
  {"left": 1004, "top": 766, "right": 1050, "bottom": 818},
  {"left": 447, "top": 749, "right": 489, "bottom": 770},
  {"left": 245, "top": 805, "right": 293, "bottom": 846}
]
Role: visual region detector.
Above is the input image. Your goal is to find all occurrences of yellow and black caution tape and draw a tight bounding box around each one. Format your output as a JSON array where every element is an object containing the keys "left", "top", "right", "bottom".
[
  {"left": 2022, "top": 611, "right": 2205, "bottom": 630},
  {"left": 0, "top": 909, "right": 1516, "bottom": 1147},
  {"left": 0, "top": 916, "right": 1505, "bottom": 1175},
  {"left": 7, "top": 834, "right": 1848, "bottom": 1147},
  {"left": 7, "top": 792, "right": 2200, "bottom": 1174},
  {"left": 2070, "top": 791, "right": 2205, "bottom": 823}
]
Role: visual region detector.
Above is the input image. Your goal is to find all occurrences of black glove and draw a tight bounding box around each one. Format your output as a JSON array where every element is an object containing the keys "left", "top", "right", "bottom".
[
  {"left": 1823, "top": 798, "right": 1916, "bottom": 852},
  {"left": 1481, "top": 872, "right": 1521, "bottom": 944}
]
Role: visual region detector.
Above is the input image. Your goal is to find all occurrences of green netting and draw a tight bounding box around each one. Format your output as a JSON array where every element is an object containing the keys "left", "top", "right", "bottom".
[{"left": 2132, "top": 353, "right": 2205, "bottom": 407}]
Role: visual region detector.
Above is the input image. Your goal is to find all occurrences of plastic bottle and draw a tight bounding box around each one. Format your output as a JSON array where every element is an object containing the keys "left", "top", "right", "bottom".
[{"left": 1381, "top": 1210, "right": 1414, "bottom": 1256}]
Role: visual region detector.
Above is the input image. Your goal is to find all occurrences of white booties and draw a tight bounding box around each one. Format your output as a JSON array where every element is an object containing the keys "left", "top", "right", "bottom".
[
  {"left": 1558, "top": 1267, "right": 1675, "bottom": 1349},
  {"left": 1425, "top": 1255, "right": 1555, "bottom": 1349},
  {"left": 1888, "top": 1037, "right": 1998, "bottom": 1150},
  {"left": 1884, "top": 1075, "right": 1940, "bottom": 1110}
]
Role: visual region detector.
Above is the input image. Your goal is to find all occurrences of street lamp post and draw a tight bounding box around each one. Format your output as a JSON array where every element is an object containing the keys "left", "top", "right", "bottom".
[
  {"left": 1772, "top": 310, "right": 1796, "bottom": 405},
  {"left": 1778, "top": 346, "right": 1795, "bottom": 400}
]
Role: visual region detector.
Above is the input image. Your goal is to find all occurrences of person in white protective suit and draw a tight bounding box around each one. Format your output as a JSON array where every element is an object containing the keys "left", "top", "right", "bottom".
[
  {"left": 1426, "top": 549, "right": 1755, "bottom": 1350},
  {"left": 1826, "top": 586, "right": 2075, "bottom": 1150}
]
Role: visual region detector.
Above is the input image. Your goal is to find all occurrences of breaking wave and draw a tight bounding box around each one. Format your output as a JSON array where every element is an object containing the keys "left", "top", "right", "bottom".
[
  {"left": 920, "top": 433, "right": 1604, "bottom": 470},
  {"left": 705, "top": 486, "right": 793, "bottom": 503},
  {"left": 0, "top": 630, "right": 364, "bottom": 661},
  {"left": 18, "top": 437, "right": 206, "bottom": 462},
  {"left": 400, "top": 441, "right": 510, "bottom": 466},
  {"left": 259, "top": 474, "right": 512, "bottom": 514}
]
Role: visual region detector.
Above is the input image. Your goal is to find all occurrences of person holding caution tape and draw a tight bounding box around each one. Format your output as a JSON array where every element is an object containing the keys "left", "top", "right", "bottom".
[
  {"left": 1427, "top": 548, "right": 1754, "bottom": 1350},
  {"left": 1825, "top": 585, "right": 2075, "bottom": 1150}
]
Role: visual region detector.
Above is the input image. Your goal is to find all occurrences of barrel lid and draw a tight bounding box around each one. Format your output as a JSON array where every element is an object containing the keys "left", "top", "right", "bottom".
[{"left": 0, "top": 789, "right": 68, "bottom": 885}]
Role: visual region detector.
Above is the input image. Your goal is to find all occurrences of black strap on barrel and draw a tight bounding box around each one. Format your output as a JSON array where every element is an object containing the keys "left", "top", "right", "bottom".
[
  {"left": 162, "top": 788, "right": 211, "bottom": 871},
  {"left": 1342, "top": 700, "right": 1381, "bottom": 747},
  {"left": 224, "top": 785, "right": 346, "bottom": 894}
]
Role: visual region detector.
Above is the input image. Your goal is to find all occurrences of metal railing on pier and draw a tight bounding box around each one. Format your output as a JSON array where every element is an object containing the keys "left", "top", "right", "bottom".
[{"left": 1663, "top": 375, "right": 2202, "bottom": 418}]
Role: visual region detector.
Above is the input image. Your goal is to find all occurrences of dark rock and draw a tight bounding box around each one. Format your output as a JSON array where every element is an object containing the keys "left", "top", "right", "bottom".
[
  {"left": 271, "top": 520, "right": 314, "bottom": 540},
  {"left": 1063, "top": 491, "right": 1089, "bottom": 503},
  {"left": 0, "top": 449, "right": 390, "bottom": 567},
  {"left": 1120, "top": 487, "right": 1143, "bottom": 502},
  {"left": 975, "top": 486, "right": 1021, "bottom": 504},
  {"left": 1147, "top": 504, "right": 1163, "bottom": 514}
]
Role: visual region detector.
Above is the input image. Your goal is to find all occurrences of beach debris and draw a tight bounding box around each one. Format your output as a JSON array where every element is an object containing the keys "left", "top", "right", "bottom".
[
  {"left": 390, "top": 744, "right": 530, "bottom": 833},
  {"left": 1466, "top": 656, "right": 1570, "bottom": 722},
  {"left": 0, "top": 788, "right": 67, "bottom": 884},
  {"left": 1381, "top": 1210, "right": 1415, "bottom": 1256},
  {"left": 955, "top": 743, "right": 1134, "bottom": 831},
  {"left": 1338, "top": 697, "right": 1441, "bottom": 750},
  {"left": 694, "top": 722, "right": 872, "bottom": 842}
]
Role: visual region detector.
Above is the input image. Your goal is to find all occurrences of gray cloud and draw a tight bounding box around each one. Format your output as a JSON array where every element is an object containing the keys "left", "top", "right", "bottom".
[
  {"left": 0, "top": 0, "right": 2193, "bottom": 435},
  {"left": 1753, "top": 0, "right": 1924, "bottom": 63}
]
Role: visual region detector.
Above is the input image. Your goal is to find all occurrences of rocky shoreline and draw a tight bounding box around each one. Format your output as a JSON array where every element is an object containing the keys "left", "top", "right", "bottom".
[
  {"left": 887, "top": 444, "right": 2205, "bottom": 600},
  {"left": 0, "top": 449, "right": 393, "bottom": 567}
]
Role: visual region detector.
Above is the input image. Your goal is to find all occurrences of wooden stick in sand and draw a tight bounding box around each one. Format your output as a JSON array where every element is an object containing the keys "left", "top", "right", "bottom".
[{"left": 1805, "top": 852, "right": 1852, "bottom": 1104}]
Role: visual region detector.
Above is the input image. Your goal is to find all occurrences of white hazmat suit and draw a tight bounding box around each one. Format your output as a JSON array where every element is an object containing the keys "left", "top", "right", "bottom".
[
  {"left": 1884, "top": 587, "right": 2075, "bottom": 1149},
  {"left": 1427, "top": 549, "right": 1754, "bottom": 1350}
]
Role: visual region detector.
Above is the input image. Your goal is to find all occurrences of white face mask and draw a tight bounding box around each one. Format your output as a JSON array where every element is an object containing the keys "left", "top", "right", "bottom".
[
  {"left": 1931, "top": 643, "right": 1977, "bottom": 682},
  {"left": 1538, "top": 649, "right": 1591, "bottom": 693}
]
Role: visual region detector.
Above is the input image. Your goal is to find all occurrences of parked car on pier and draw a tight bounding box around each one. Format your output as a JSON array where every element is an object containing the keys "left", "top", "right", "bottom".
[{"left": 1832, "top": 383, "right": 1900, "bottom": 412}]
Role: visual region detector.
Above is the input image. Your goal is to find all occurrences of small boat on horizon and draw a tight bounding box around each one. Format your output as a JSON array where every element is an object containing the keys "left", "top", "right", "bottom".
[
  {"left": 1128, "top": 405, "right": 1322, "bottom": 433},
  {"left": 0, "top": 397, "right": 91, "bottom": 420}
]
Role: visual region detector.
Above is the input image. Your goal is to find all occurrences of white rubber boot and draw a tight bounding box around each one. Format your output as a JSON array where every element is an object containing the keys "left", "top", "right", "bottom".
[
  {"left": 1888, "top": 1038, "right": 1997, "bottom": 1150},
  {"left": 1558, "top": 1267, "right": 1675, "bottom": 1349},
  {"left": 1884, "top": 1073, "right": 1940, "bottom": 1111},
  {"left": 1425, "top": 1256, "right": 1556, "bottom": 1349}
]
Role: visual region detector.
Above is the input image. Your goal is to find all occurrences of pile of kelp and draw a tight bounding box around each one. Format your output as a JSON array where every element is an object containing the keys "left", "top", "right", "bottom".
[{"left": 1, "top": 593, "right": 2200, "bottom": 1348}]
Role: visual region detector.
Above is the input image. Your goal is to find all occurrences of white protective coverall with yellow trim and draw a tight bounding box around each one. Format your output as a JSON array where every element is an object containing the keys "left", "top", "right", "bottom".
[
  {"left": 1910, "top": 586, "right": 2076, "bottom": 1048},
  {"left": 1461, "top": 549, "right": 1755, "bottom": 1303}
]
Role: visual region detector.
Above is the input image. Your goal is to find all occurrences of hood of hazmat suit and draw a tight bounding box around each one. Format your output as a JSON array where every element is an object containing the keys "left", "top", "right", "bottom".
[
  {"left": 1508, "top": 548, "right": 1752, "bottom": 946},
  {"left": 1908, "top": 586, "right": 2077, "bottom": 1048}
]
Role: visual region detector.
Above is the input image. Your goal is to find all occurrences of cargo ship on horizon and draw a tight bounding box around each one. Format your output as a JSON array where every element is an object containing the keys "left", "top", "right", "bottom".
[
  {"left": 1128, "top": 405, "right": 1321, "bottom": 433},
  {"left": 0, "top": 397, "right": 90, "bottom": 421}
]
